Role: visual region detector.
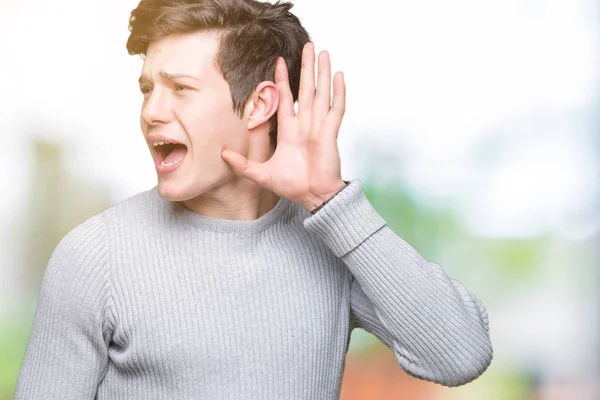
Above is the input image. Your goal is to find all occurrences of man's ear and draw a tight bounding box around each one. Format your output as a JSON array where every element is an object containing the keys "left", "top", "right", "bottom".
[{"left": 246, "top": 81, "right": 279, "bottom": 130}]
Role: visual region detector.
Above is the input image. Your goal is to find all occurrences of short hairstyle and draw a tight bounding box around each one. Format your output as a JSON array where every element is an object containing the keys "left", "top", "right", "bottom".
[{"left": 126, "top": 0, "right": 311, "bottom": 148}]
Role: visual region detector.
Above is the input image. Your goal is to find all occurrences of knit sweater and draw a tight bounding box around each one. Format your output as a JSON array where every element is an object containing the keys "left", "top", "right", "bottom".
[{"left": 15, "top": 178, "right": 492, "bottom": 399}]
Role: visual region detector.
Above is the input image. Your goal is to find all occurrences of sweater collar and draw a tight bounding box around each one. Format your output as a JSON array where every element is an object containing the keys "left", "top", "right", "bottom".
[{"left": 152, "top": 186, "right": 293, "bottom": 234}]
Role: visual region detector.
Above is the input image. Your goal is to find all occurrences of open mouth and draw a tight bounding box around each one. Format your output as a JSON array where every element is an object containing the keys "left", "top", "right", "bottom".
[{"left": 155, "top": 142, "right": 188, "bottom": 166}]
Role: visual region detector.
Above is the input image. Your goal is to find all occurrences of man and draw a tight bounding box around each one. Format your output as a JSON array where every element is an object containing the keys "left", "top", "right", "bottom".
[{"left": 15, "top": 0, "right": 493, "bottom": 398}]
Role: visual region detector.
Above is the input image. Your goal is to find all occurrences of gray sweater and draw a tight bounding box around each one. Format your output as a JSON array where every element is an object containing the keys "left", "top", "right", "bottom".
[{"left": 15, "top": 178, "right": 492, "bottom": 399}]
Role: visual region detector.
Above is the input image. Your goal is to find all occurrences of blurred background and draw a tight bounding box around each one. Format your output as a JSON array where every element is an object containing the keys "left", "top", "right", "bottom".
[{"left": 1, "top": 0, "right": 599, "bottom": 398}]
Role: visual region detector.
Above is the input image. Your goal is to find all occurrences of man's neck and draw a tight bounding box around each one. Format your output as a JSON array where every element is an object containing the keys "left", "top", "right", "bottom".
[{"left": 178, "top": 185, "right": 281, "bottom": 221}]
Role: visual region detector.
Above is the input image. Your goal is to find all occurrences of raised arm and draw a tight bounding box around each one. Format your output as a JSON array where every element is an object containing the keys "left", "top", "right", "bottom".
[{"left": 304, "top": 179, "right": 493, "bottom": 387}]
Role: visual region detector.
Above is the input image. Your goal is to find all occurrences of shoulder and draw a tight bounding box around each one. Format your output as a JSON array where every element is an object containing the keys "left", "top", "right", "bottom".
[
  {"left": 38, "top": 212, "right": 111, "bottom": 319},
  {"left": 100, "top": 185, "right": 160, "bottom": 228},
  {"left": 46, "top": 187, "right": 155, "bottom": 281},
  {"left": 51, "top": 213, "right": 107, "bottom": 264},
  {"left": 44, "top": 213, "right": 109, "bottom": 295}
]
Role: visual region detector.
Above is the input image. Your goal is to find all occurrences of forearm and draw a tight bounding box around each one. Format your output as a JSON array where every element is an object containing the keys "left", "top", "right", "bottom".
[
  {"left": 304, "top": 178, "right": 492, "bottom": 386},
  {"left": 345, "top": 226, "right": 492, "bottom": 386}
]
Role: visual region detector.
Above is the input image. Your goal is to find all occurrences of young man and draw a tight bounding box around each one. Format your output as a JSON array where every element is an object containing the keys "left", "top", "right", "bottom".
[{"left": 15, "top": 0, "right": 493, "bottom": 398}]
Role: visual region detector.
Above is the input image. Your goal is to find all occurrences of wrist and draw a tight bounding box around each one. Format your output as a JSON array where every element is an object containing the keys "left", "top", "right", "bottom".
[{"left": 307, "top": 180, "right": 350, "bottom": 214}]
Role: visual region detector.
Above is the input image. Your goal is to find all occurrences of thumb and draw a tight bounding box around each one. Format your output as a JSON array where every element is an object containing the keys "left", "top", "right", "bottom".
[
  {"left": 221, "top": 149, "right": 270, "bottom": 188},
  {"left": 221, "top": 149, "right": 247, "bottom": 171}
]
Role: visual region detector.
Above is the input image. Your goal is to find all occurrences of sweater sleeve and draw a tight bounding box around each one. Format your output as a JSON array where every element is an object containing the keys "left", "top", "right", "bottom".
[
  {"left": 15, "top": 213, "right": 114, "bottom": 399},
  {"left": 303, "top": 179, "right": 493, "bottom": 387}
]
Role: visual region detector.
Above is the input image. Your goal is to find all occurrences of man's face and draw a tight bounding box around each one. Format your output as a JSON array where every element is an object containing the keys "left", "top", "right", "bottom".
[{"left": 139, "top": 31, "right": 249, "bottom": 201}]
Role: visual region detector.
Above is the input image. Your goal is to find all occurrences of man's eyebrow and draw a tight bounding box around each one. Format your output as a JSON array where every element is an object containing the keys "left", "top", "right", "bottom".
[{"left": 138, "top": 71, "right": 201, "bottom": 85}]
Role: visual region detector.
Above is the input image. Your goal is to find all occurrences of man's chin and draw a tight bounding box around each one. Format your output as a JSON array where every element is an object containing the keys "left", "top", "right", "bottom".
[{"left": 157, "top": 180, "right": 195, "bottom": 202}]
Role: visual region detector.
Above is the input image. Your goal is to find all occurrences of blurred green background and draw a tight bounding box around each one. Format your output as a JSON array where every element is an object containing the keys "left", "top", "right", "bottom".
[{"left": 1, "top": 0, "right": 599, "bottom": 399}]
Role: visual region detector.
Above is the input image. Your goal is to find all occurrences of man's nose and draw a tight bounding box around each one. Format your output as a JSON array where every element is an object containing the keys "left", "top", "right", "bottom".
[{"left": 141, "top": 88, "right": 173, "bottom": 125}]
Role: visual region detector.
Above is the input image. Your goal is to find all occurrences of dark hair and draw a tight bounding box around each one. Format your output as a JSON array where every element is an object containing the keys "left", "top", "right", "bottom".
[{"left": 126, "top": 0, "right": 311, "bottom": 148}]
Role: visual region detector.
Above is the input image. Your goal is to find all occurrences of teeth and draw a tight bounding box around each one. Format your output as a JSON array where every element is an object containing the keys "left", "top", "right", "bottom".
[
  {"left": 152, "top": 140, "right": 177, "bottom": 147},
  {"left": 153, "top": 139, "right": 183, "bottom": 167},
  {"left": 161, "top": 158, "right": 182, "bottom": 167}
]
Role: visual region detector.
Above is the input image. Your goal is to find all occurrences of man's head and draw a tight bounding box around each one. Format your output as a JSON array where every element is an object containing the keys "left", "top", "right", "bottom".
[{"left": 126, "top": 0, "right": 310, "bottom": 201}]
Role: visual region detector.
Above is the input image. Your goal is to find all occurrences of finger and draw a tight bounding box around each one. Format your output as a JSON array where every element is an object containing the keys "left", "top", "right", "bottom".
[
  {"left": 324, "top": 72, "right": 346, "bottom": 140},
  {"left": 330, "top": 71, "right": 346, "bottom": 119},
  {"left": 221, "top": 150, "right": 272, "bottom": 189},
  {"left": 313, "top": 50, "right": 331, "bottom": 124},
  {"left": 274, "top": 57, "right": 295, "bottom": 120},
  {"left": 297, "top": 42, "right": 315, "bottom": 115}
]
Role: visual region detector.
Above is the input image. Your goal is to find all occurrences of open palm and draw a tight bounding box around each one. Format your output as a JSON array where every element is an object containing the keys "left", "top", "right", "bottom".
[{"left": 221, "top": 42, "right": 347, "bottom": 211}]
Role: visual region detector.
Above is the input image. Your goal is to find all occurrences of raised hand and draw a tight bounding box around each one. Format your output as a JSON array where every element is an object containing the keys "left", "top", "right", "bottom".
[{"left": 221, "top": 42, "right": 347, "bottom": 212}]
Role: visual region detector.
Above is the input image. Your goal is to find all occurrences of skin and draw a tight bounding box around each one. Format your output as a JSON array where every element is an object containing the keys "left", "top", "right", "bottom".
[{"left": 139, "top": 30, "right": 346, "bottom": 220}]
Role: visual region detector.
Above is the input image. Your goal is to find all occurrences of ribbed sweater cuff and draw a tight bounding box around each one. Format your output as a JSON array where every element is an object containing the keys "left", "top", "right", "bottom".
[{"left": 303, "top": 179, "right": 387, "bottom": 257}]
